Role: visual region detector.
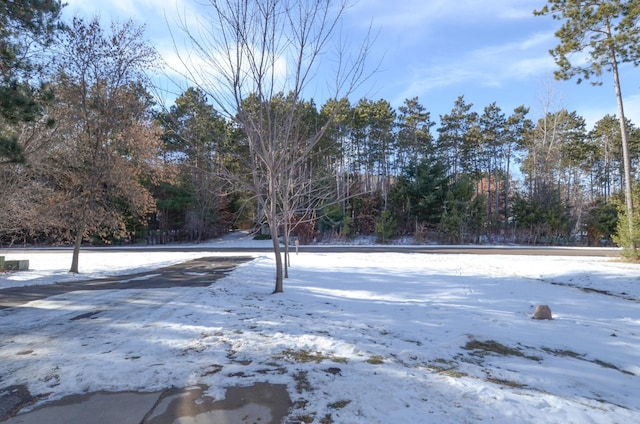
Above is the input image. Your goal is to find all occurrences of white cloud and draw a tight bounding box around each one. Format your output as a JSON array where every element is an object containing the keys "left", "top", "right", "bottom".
[
  {"left": 345, "top": 0, "right": 559, "bottom": 107},
  {"left": 349, "top": 0, "right": 542, "bottom": 31},
  {"left": 64, "top": 0, "right": 195, "bottom": 29},
  {"left": 508, "top": 56, "right": 556, "bottom": 79},
  {"left": 104, "top": 0, "right": 139, "bottom": 16},
  {"left": 395, "top": 31, "right": 556, "bottom": 101},
  {"left": 497, "top": 3, "right": 542, "bottom": 20},
  {"left": 518, "top": 30, "right": 555, "bottom": 50},
  {"left": 62, "top": 0, "right": 96, "bottom": 15}
]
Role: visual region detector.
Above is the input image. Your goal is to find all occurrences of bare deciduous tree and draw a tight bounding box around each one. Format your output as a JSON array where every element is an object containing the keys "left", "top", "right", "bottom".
[{"left": 176, "top": 0, "right": 372, "bottom": 292}]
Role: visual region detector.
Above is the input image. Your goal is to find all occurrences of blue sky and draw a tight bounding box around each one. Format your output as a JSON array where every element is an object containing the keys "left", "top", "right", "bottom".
[{"left": 63, "top": 0, "right": 640, "bottom": 130}]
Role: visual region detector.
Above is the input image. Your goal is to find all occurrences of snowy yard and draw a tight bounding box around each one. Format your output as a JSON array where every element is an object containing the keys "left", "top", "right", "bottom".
[{"left": 1, "top": 245, "right": 639, "bottom": 423}]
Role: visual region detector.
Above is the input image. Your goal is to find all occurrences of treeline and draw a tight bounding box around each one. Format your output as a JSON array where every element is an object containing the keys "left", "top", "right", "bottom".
[
  {"left": 151, "top": 90, "right": 638, "bottom": 247},
  {"left": 1, "top": 6, "right": 638, "bottom": 249}
]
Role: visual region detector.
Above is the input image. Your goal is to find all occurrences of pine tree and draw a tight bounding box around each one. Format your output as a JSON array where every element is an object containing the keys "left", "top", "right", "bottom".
[
  {"left": 0, "top": 0, "right": 64, "bottom": 164},
  {"left": 535, "top": 0, "right": 640, "bottom": 253}
]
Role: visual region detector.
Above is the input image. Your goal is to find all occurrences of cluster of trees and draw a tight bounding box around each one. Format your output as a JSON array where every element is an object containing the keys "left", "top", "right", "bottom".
[
  {"left": 1, "top": 3, "right": 163, "bottom": 271},
  {"left": 1, "top": 0, "right": 640, "bottom": 289},
  {"left": 155, "top": 89, "right": 638, "bottom": 248}
]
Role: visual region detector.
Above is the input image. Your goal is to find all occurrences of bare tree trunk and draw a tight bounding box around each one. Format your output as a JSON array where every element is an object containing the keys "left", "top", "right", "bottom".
[
  {"left": 283, "top": 220, "right": 290, "bottom": 279},
  {"left": 267, "top": 166, "right": 284, "bottom": 292},
  {"left": 487, "top": 170, "right": 492, "bottom": 232},
  {"left": 270, "top": 225, "right": 284, "bottom": 293},
  {"left": 505, "top": 143, "right": 512, "bottom": 238},
  {"left": 611, "top": 49, "right": 634, "bottom": 246},
  {"left": 69, "top": 223, "right": 85, "bottom": 273}
]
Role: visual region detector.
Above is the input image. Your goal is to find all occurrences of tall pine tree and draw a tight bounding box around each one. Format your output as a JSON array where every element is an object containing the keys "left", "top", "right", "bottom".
[{"left": 535, "top": 0, "right": 640, "bottom": 253}]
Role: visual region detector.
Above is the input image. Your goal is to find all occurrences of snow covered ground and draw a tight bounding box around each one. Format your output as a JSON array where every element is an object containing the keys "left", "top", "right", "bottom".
[{"left": 1, "top": 237, "right": 639, "bottom": 423}]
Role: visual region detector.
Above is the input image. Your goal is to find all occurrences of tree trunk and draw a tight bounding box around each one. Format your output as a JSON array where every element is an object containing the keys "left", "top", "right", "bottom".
[
  {"left": 487, "top": 170, "right": 492, "bottom": 231},
  {"left": 599, "top": 17, "right": 635, "bottom": 251},
  {"left": 505, "top": 143, "right": 511, "bottom": 238},
  {"left": 610, "top": 42, "right": 634, "bottom": 249},
  {"left": 283, "top": 225, "right": 290, "bottom": 279},
  {"left": 270, "top": 225, "right": 284, "bottom": 293},
  {"left": 69, "top": 224, "right": 84, "bottom": 273}
]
